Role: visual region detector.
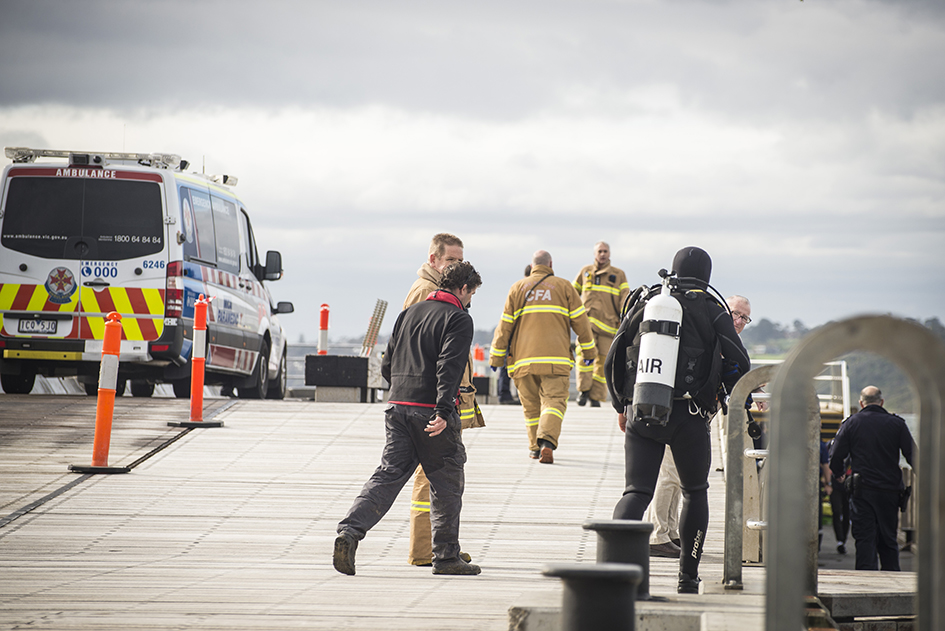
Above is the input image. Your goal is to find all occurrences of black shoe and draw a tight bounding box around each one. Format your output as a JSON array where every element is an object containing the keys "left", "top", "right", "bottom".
[
  {"left": 577, "top": 391, "right": 589, "bottom": 406},
  {"left": 500, "top": 397, "right": 521, "bottom": 405},
  {"left": 529, "top": 450, "right": 540, "bottom": 459},
  {"left": 333, "top": 534, "right": 358, "bottom": 575},
  {"left": 837, "top": 542, "right": 846, "bottom": 555},
  {"left": 415, "top": 551, "right": 470, "bottom": 566},
  {"left": 677, "top": 572, "right": 700, "bottom": 594},
  {"left": 590, "top": 400, "right": 600, "bottom": 407},
  {"left": 432, "top": 558, "right": 482, "bottom": 575},
  {"left": 671, "top": 538, "right": 681, "bottom": 548},
  {"left": 650, "top": 541, "right": 681, "bottom": 558},
  {"left": 539, "top": 447, "right": 554, "bottom": 464}
]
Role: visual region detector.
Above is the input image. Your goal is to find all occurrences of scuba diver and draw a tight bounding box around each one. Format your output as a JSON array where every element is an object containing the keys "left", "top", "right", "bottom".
[{"left": 605, "top": 246, "right": 750, "bottom": 594}]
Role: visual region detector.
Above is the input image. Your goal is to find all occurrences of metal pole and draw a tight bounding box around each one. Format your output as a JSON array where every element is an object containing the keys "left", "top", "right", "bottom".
[
  {"left": 766, "top": 315, "right": 945, "bottom": 631},
  {"left": 723, "top": 364, "right": 779, "bottom": 589}
]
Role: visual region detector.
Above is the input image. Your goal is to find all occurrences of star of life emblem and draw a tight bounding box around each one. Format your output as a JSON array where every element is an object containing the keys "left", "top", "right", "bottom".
[{"left": 44, "top": 267, "right": 77, "bottom": 304}]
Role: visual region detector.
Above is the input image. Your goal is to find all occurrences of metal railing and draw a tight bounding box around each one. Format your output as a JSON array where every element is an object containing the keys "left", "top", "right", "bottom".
[{"left": 751, "top": 358, "right": 850, "bottom": 415}]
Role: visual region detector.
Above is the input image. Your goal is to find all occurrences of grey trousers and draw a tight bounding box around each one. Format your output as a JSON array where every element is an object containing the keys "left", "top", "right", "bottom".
[{"left": 337, "top": 403, "right": 466, "bottom": 562}]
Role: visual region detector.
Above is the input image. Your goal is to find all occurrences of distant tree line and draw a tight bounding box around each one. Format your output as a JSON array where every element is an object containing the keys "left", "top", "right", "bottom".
[{"left": 742, "top": 316, "right": 945, "bottom": 415}]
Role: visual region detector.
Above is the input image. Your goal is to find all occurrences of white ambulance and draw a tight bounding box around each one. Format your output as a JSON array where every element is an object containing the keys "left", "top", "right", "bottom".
[{"left": 0, "top": 147, "right": 293, "bottom": 398}]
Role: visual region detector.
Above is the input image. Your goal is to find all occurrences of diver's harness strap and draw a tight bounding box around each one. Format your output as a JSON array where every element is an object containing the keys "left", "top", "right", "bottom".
[{"left": 640, "top": 320, "right": 679, "bottom": 336}]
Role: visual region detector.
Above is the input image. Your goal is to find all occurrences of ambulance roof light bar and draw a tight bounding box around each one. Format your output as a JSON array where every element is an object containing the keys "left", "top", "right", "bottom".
[
  {"left": 207, "top": 173, "right": 238, "bottom": 187},
  {"left": 4, "top": 147, "right": 184, "bottom": 169}
]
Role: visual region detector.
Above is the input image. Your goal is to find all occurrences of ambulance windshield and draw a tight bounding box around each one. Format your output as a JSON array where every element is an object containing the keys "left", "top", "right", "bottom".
[{"left": 1, "top": 177, "right": 164, "bottom": 260}]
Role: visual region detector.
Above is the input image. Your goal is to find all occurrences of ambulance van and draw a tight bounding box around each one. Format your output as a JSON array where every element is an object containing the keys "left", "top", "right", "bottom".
[{"left": 0, "top": 147, "right": 293, "bottom": 399}]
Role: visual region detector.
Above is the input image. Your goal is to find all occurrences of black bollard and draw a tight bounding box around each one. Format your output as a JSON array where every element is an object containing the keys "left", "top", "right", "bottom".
[
  {"left": 583, "top": 519, "right": 653, "bottom": 600},
  {"left": 542, "top": 562, "right": 643, "bottom": 631}
]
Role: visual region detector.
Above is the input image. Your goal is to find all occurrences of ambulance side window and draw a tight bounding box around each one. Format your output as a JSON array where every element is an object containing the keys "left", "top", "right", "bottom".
[
  {"left": 211, "top": 196, "right": 240, "bottom": 274},
  {"left": 180, "top": 186, "right": 215, "bottom": 265},
  {"left": 239, "top": 209, "right": 261, "bottom": 279}
]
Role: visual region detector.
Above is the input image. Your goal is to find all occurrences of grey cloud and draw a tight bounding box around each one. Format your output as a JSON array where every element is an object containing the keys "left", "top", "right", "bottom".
[{"left": 1, "top": 0, "right": 942, "bottom": 123}]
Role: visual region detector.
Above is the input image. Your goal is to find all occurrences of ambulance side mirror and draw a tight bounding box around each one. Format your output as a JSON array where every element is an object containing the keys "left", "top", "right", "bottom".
[{"left": 263, "top": 250, "right": 283, "bottom": 281}]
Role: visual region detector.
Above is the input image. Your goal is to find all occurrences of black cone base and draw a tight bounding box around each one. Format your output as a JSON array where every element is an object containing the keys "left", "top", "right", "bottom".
[
  {"left": 167, "top": 421, "right": 224, "bottom": 428},
  {"left": 69, "top": 464, "right": 130, "bottom": 474}
]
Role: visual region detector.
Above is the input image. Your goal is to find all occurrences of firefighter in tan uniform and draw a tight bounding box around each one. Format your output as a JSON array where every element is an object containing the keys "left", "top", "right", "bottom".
[
  {"left": 572, "top": 241, "right": 630, "bottom": 407},
  {"left": 403, "top": 233, "right": 483, "bottom": 566},
  {"left": 490, "top": 250, "right": 596, "bottom": 464}
]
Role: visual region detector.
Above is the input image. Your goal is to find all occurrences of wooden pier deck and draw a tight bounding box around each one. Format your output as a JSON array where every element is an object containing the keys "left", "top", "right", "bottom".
[{"left": 0, "top": 395, "right": 916, "bottom": 630}]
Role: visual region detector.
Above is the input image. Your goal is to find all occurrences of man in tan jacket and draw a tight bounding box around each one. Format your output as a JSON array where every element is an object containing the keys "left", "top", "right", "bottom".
[
  {"left": 490, "top": 250, "right": 596, "bottom": 464},
  {"left": 572, "top": 241, "right": 630, "bottom": 407},
  {"left": 403, "top": 233, "right": 483, "bottom": 566}
]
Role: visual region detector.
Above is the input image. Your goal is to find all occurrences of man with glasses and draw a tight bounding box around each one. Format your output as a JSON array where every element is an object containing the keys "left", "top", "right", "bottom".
[{"left": 727, "top": 295, "right": 753, "bottom": 335}]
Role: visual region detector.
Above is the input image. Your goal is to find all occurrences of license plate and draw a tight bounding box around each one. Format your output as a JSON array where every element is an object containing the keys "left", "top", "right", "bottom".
[{"left": 18, "top": 319, "right": 58, "bottom": 334}]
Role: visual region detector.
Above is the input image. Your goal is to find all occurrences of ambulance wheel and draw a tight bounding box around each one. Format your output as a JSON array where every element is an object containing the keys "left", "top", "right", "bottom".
[
  {"left": 265, "top": 348, "right": 286, "bottom": 400},
  {"left": 130, "top": 380, "right": 155, "bottom": 397},
  {"left": 83, "top": 378, "right": 126, "bottom": 397},
  {"left": 1, "top": 372, "right": 35, "bottom": 394},
  {"left": 239, "top": 340, "right": 270, "bottom": 400},
  {"left": 172, "top": 379, "right": 191, "bottom": 399}
]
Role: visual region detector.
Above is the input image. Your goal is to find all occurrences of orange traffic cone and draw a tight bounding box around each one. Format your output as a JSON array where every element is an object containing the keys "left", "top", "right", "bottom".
[
  {"left": 69, "top": 312, "right": 131, "bottom": 474},
  {"left": 169, "top": 294, "right": 223, "bottom": 428}
]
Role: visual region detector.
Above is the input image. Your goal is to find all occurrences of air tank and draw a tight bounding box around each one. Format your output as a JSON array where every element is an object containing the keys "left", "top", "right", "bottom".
[{"left": 632, "top": 275, "right": 682, "bottom": 425}]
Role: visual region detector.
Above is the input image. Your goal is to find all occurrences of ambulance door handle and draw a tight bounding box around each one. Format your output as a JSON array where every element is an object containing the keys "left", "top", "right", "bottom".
[{"left": 83, "top": 281, "right": 111, "bottom": 288}]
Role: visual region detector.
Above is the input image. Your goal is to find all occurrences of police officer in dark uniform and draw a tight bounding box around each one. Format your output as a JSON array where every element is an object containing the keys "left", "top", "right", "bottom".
[
  {"left": 606, "top": 246, "right": 750, "bottom": 594},
  {"left": 829, "top": 386, "right": 915, "bottom": 571}
]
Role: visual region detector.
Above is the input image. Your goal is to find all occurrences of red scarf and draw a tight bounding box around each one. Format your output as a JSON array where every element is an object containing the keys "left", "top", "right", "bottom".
[{"left": 426, "top": 289, "right": 463, "bottom": 309}]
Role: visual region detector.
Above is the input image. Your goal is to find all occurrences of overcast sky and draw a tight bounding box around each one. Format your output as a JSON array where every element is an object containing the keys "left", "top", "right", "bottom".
[{"left": 2, "top": 0, "right": 943, "bottom": 343}]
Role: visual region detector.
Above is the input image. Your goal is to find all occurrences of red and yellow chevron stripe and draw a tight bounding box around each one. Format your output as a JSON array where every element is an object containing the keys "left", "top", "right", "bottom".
[{"left": 0, "top": 283, "right": 166, "bottom": 341}]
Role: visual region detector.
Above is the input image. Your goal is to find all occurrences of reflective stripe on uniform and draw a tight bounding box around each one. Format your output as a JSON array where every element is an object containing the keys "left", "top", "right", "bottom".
[
  {"left": 588, "top": 316, "right": 618, "bottom": 335},
  {"left": 511, "top": 304, "right": 570, "bottom": 319},
  {"left": 541, "top": 407, "right": 565, "bottom": 421},
  {"left": 411, "top": 500, "right": 430, "bottom": 513},
  {"left": 580, "top": 283, "right": 622, "bottom": 296},
  {"left": 525, "top": 416, "right": 540, "bottom": 427},
  {"left": 509, "top": 356, "right": 575, "bottom": 372}
]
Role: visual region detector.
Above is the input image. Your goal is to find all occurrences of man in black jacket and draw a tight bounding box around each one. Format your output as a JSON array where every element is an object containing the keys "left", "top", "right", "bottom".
[
  {"left": 334, "top": 261, "right": 482, "bottom": 576},
  {"left": 829, "top": 386, "right": 915, "bottom": 571},
  {"left": 606, "top": 246, "right": 750, "bottom": 594}
]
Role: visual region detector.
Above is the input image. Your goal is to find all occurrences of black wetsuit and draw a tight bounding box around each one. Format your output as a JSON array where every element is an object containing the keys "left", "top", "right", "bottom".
[{"left": 610, "top": 247, "right": 749, "bottom": 580}]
